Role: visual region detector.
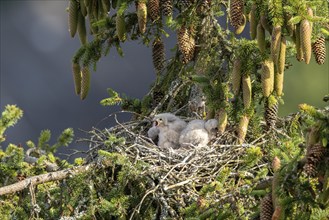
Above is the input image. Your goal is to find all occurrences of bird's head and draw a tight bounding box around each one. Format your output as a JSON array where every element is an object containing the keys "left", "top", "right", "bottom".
[
  {"left": 205, "top": 119, "right": 218, "bottom": 135},
  {"left": 153, "top": 113, "right": 177, "bottom": 127}
]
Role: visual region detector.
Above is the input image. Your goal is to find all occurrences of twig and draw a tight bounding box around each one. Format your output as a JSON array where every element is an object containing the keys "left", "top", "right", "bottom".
[{"left": 0, "top": 164, "right": 94, "bottom": 196}]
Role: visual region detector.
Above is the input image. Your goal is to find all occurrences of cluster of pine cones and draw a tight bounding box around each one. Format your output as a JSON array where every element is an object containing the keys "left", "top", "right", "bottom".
[{"left": 230, "top": 0, "right": 327, "bottom": 134}]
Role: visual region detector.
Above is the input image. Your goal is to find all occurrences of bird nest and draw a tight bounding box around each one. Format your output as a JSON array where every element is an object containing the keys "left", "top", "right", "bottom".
[{"left": 83, "top": 113, "right": 271, "bottom": 219}]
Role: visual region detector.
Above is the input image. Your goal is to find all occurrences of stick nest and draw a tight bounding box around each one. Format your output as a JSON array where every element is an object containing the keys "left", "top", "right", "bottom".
[{"left": 82, "top": 114, "right": 270, "bottom": 219}]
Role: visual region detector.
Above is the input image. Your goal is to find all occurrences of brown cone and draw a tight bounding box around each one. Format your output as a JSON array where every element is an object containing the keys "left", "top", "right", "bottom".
[
  {"left": 177, "top": 26, "right": 195, "bottom": 64},
  {"left": 148, "top": 0, "right": 160, "bottom": 21},
  {"left": 312, "top": 36, "right": 326, "bottom": 65},
  {"left": 230, "top": 0, "right": 244, "bottom": 29},
  {"left": 304, "top": 143, "right": 326, "bottom": 177},
  {"left": 260, "top": 194, "right": 274, "bottom": 220},
  {"left": 264, "top": 96, "right": 278, "bottom": 129},
  {"left": 152, "top": 38, "right": 165, "bottom": 74},
  {"left": 161, "top": 0, "right": 173, "bottom": 16}
]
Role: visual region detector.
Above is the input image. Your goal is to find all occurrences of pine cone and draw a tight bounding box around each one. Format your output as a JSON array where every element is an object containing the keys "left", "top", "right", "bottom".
[
  {"left": 230, "top": 0, "right": 244, "bottom": 29},
  {"left": 237, "top": 114, "right": 249, "bottom": 144},
  {"left": 231, "top": 59, "right": 242, "bottom": 96},
  {"left": 177, "top": 26, "right": 195, "bottom": 64},
  {"left": 242, "top": 74, "right": 252, "bottom": 109},
  {"left": 77, "top": 10, "right": 87, "bottom": 45},
  {"left": 152, "top": 38, "right": 165, "bottom": 74},
  {"left": 235, "top": 14, "right": 246, "bottom": 35},
  {"left": 260, "top": 13, "right": 271, "bottom": 34},
  {"left": 265, "top": 96, "right": 278, "bottom": 128},
  {"left": 80, "top": 0, "right": 88, "bottom": 17},
  {"left": 312, "top": 36, "right": 326, "bottom": 65},
  {"left": 261, "top": 59, "right": 274, "bottom": 97},
  {"left": 180, "top": 0, "right": 193, "bottom": 10},
  {"left": 300, "top": 19, "right": 312, "bottom": 64},
  {"left": 249, "top": 4, "right": 257, "bottom": 40},
  {"left": 137, "top": 2, "right": 147, "bottom": 34},
  {"left": 271, "top": 26, "right": 281, "bottom": 65},
  {"left": 257, "top": 23, "right": 266, "bottom": 53},
  {"left": 101, "top": 0, "right": 111, "bottom": 13},
  {"left": 148, "top": 0, "right": 160, "bottom": 21},
  {"left": 260, "top": 194, "right": 274, "bottom": 220},
  {"left": 304, "top": 143, "right": 326, "bottom": 177},
  {"left": 161, "top": 0, "right": 173, "bottom": 16},
  {"left": 68, "top": 0, "right": 78, "bottom": 37},
  {"left": 197, "top": 0, "right": 211, "bottom": 15},
  {"left": 217, "top": 108, "right": 228, "bottom": 134},
  {"left": 275, "top": 37, "right": 286, "bottom": 96},
  {"left": 80, "top": 66, "right": 90, "bottom": 100},
  {"left": 116, "top": 13, "right": 127, "bottom": 42},
  {"left": 72, "top": 62, "right": 81, "bottom": 95},
  {"left": 295, "top": 24, "right": 304, "bottom": 61}
]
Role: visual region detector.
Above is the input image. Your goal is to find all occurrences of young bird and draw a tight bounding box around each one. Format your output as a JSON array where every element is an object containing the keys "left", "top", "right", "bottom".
[
  {"left": 148, "top": 113, "right": 187, "bottom": 149},
  {"left": 179, "top": 119, "right": 218, "bottom": 148}
]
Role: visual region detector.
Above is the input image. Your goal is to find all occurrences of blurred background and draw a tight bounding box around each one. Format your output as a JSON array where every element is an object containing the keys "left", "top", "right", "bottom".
[{"left": 0, "top": 1, "right": 328, "bottom": 156}]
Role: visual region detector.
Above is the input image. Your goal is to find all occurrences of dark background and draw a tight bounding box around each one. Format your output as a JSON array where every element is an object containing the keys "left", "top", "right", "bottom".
[{"left": 1, "top": 1, "right": 328, "bottom": 156}]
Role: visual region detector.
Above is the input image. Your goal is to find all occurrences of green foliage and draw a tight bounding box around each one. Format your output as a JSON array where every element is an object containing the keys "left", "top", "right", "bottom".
[{"left": 0, "top": 105, "right": 23, "bottom": 143}]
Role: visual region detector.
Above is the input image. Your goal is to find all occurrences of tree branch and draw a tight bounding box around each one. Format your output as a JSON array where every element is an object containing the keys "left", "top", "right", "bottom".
[{"left": 0, "top": 164, "right": 93, "bottom": 196}]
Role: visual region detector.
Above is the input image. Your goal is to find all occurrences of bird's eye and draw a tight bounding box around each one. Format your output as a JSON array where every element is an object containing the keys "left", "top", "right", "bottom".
[{"left": 159, "top": 118, "right": 162, "bottom": 121}]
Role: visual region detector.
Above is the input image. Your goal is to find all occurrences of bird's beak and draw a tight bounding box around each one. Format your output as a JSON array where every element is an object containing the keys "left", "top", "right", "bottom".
[{"left": 153, "top": 120, "right": 159, "bottom": 126}]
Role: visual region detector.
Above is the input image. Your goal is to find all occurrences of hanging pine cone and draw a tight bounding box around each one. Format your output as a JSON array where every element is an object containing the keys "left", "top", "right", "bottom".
[
  {"left": 217, "top": 108, "right": 228, "bottom": 134},
  {"left": 148, "top": 0, "right": 160, "bottom": 21},
  {"left": 197, "top": 0, "right": 211, "bottom": 15},
  {"left": 249, "top": 4, "right": 257, "bottom": 40},
  {"left": 312, "top": 36, "right": 326, "bottom": 65},
  {"left": 257, "top": 23, "right": 266, "bottom": 53},
  {"left": 271, "top": 26, "right": 282, "bottom": 66},
  {"left": 80, "top": 0, "right": 88, "bottom": 16},
  {"left": 116, "top": 13, "right": 127, "bottom": 42},
  {"left": 231, "top": 59, "right": 242, "bottom": 96},
  {"left": 152, "top": 38, "right": 165, "bottom": 74},
  {"left": 260, "top": 194, "right": 274, "bottom": 220},
  {"left": 177, "top": 26, "right": 195, "bottom": 64},
  {"left": 264, "top": 96, "right": 278, "bottom": 129},
  {"left": 72, "top": 62, "right": 81, "bottom": 95},
  {"left": 180, "top": 0, "right": 193, "bottom": 10},
  {"left": 242, "top": 74, "right": 252, "bottom": 109},
  {"left": 137, "top": 1, "right": 147, "bottom": 34},
  {"left": 261, "top": 59, "right": 274, "bottom": 98},
  {"left": 68, "top": 0, "right": 78, "bottom": 38},
  {"left": 80, "top": 66, "right": 90, "bottom": 100},
  {"left": 161, "top": 0, "right": 173, "bottom": 17},
  {"left": 275, "top": 37, "right": 286, "bottom": 96},
  {"left": 230, "top": 0, "right": 244, "bottom": 29},
  {"left": 237, "top": 114, "right": 249, "bottom": 144},
  {"left": 295, "top": 24, "right": 304, "bottom": 61},
  {"left": 300, "top": 19, "right": 312, "bottom": 64},
  {"left": 304, "top": 143, "right": 326, "bottom": 177},
  {"left": 77, "top": 10, "right": 87, "bottom": 45}
]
